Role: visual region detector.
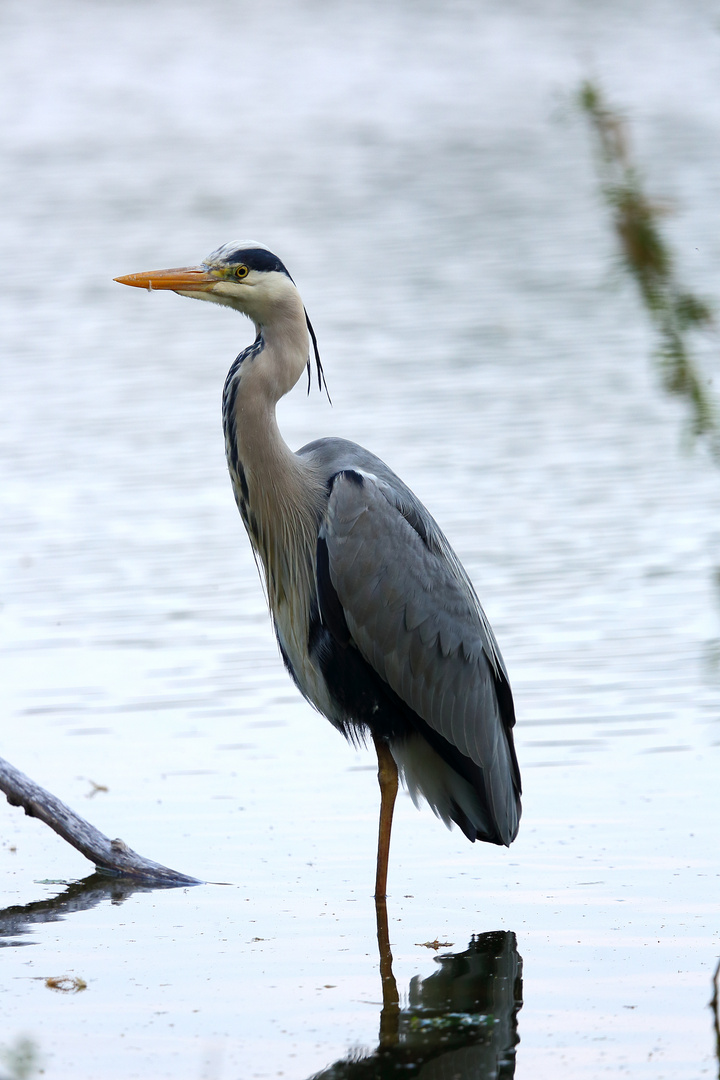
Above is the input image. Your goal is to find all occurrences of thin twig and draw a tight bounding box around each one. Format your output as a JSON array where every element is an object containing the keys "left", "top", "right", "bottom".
[{"left": 0, "top": 756, "right": 201, "bottom": 886}]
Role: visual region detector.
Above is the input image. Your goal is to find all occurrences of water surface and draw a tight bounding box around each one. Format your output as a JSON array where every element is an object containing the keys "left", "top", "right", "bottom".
[{"left": 1, "top": 1, "right": 719, "bottom": 1077}]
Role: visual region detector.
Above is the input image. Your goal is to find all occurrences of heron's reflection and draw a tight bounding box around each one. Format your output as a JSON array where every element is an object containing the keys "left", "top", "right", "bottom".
[{"left": 311, "top": 900, "right": 522, "bottom": 1079}]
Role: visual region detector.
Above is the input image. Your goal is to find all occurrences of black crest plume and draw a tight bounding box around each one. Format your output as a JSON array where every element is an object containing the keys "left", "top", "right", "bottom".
[{"left": 305, "top": 309, "right": 331, "bottom": 404}]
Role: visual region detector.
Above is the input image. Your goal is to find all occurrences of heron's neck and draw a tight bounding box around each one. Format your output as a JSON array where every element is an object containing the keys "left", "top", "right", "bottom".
[{"left": 222, "top": 328, "right": 324, "bottom": 606}]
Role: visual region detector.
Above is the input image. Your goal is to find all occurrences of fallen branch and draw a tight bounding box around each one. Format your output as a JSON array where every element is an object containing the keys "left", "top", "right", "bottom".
[{"left": 0, "top": 756, "right": 201, "bottom": 886}]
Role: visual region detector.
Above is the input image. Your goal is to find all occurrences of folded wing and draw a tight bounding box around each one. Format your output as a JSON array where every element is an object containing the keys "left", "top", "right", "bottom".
[{"left": 319, "top": 469, "right": 521, "bottom": 846}]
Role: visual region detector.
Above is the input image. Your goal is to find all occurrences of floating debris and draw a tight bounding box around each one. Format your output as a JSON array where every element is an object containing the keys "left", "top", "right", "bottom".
[{"left": 44, "top": 976, "right": 87, "bottom": 994}]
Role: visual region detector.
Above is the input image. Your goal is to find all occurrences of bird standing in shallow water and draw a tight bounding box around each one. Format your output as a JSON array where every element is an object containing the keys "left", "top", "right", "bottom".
[{"left": 115, "top": 243, "right": 521, "bottom": 898}]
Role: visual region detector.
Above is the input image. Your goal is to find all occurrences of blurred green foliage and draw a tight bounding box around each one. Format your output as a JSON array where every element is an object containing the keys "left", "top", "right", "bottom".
[
  {"left": 580, "top": 81, "right": 718, "bottom": 455},
  {"left": 0, "top": 1038, "right": 39, "bottom": 1080}
]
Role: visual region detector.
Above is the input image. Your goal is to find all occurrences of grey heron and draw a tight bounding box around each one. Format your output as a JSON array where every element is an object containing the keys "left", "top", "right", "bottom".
[{"left": 115, "top": 243, "right": 521, "bottom": 898}]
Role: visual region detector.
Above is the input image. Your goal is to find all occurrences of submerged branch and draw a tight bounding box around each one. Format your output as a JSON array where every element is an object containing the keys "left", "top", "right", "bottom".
[
  {"left": 0, "top": 756, "right": 201, "bottom": 886},
  {"left": 579, "top": 80, "right": 718, "bottom": 454}
]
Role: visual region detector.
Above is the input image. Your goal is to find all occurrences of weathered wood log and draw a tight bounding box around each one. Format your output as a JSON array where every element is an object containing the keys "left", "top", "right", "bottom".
[{"left": 0, "top": 756, "right": 201, "bottom": 886}]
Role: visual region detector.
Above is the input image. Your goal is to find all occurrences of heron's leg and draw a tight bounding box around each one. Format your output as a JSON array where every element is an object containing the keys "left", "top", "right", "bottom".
[{"left": 372, "top": 735, "right": 398, "bottom": 901}]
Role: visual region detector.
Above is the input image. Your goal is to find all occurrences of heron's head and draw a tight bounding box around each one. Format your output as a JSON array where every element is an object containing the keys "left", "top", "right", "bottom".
[
  {"left": 115, "top": 241, "right": 301, "bottom": 327},
  {"left": 116, "top": 241, "right": 329, "bottom": 399}
]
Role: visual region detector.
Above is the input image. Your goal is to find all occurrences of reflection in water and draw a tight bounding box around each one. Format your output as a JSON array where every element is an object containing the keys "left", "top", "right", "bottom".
[
  {"left": 376, "top": 899, "right": 400, "bottom": 1048},
  {"left": 711, "top": 959, "right": 720, "bottom": 1080},
  {"left": 0, "top": 873, "right": 184, "bottom": 949},
  {"left": 1, "top": 886, "right": 522, "bottom": 1079},
  {"left": 1, "top": 789, "right": 524, "bottom": 1074},
  {"left": 312, "top": 906, "right": 522, "bottom": 1080}
]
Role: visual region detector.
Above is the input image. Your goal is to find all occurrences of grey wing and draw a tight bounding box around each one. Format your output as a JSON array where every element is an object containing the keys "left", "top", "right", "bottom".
[{"left": 320, "top": 469, "right": 521, "bottom": 846}]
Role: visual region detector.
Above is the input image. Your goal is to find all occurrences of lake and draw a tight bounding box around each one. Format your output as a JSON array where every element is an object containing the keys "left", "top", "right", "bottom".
[{"left": 1, "top": 1, "right": 719, "bottom": 1077}]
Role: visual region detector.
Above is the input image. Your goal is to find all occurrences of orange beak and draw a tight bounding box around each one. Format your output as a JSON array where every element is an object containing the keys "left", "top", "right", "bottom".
[{"left": 114, "top": 266, "right": 218, "bottom": 292}]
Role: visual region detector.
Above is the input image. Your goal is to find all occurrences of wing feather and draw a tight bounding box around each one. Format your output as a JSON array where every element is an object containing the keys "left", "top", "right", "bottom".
[{"left": 321, "top": 469, "right": 520, "bottom": 844}]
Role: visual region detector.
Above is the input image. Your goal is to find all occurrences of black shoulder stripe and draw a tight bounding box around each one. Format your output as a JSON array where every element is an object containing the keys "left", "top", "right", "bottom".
[{"left": 316, "top": 535, "right": 351, "bottom": 647}]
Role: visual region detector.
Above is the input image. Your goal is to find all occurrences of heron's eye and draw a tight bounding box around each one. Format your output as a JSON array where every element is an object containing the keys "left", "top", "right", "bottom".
[{"left": 234, "top": 265, "right": 249, "bottom": 280}]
